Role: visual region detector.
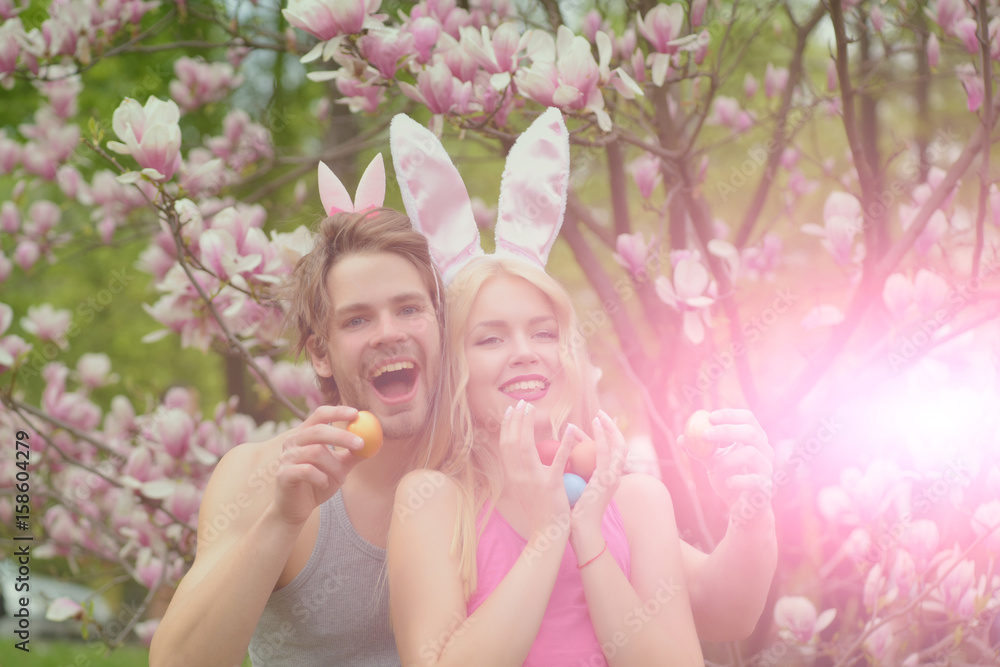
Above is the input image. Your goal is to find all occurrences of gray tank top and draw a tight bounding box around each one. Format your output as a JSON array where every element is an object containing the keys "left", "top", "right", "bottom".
[{"left": 247, "top": 490, "right": 398, "bottom": 666}]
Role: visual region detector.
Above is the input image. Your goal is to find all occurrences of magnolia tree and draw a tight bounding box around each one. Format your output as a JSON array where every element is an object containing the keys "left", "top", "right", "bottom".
[{"left": 1, "top": 0, "right": 1000, "bottom": 663}]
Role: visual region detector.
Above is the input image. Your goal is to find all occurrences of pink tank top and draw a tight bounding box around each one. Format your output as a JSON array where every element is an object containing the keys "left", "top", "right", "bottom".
[{"left": 466, "top": 501, "right": 631, "bottom": 667}]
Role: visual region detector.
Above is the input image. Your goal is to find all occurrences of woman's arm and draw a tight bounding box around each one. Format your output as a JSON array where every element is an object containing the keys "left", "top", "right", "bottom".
[
  {"left": 388, "top": 469, "right": 568, "bottom": 667},
  {"left": 575, "top": 473, "right": 704, "bottom": 667},
  {"left": 568, "top": 412, "right": 702, "bottom": 666}
]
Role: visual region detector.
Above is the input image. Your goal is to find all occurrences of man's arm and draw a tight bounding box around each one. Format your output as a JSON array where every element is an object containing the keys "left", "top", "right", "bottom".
[
  {"left": 678, "top": 408, "right": 778, "bottom": 641},
  {"left": 149, "top": 406, "right": 363, "bottom": 667}
]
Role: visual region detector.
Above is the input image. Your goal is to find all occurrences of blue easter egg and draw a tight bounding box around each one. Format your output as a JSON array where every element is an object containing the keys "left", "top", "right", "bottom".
[{"left": 563, "top": 472, "right": 587, "bottom": 507}]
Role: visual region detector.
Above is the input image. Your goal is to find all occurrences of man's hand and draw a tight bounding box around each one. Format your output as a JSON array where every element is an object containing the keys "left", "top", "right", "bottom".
[
  {"left": 680, "top": 408, "right": 774, "bottom": 514},
  {"left": 273, "top": 405, "right": 366, "bottom": 526}
]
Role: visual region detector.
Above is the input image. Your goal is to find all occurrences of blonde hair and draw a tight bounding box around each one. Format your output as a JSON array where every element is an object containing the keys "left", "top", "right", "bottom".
[{"left": 441, "top": 257, "right": 599, "bottom": 598}]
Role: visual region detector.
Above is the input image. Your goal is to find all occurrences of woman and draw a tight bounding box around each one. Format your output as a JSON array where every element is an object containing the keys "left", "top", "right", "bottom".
[{"left": 387, "top": 256, "right": 703, "bottom": 666}]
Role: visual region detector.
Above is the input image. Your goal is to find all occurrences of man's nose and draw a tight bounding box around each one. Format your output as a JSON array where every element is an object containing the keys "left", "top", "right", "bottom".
[{"left": 370, "top": 312, "right": 408, "bottom": 346}]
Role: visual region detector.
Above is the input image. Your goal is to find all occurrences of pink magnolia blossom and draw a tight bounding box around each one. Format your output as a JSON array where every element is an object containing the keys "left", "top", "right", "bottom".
[
  {"left": 954, "top": 18, "right": 979, "bottom": 54},
  {"left": 335, "top": 72, "right": 387, "bottom": 113},
  {"left": 615, "top": 28, "right": 636, "bottom": 60},
  {"left": 612, "top": 232, "right": 651, "bottom": 279},
  {"left": 971, "top": 500, "right": 1000, "bottom": 555},
  {"left": 933, "top": 555, "right": 977, "bottom": 618},
  {"left": 744, "top": 72, "right": 758, "bottom": 98},
  {"left": 45, "top": 597, "right": 84, "bottom": 622},
  {"left": 76, "top": 352, "right": 114, "bottom": 389},
  {"left": 14, "top": 239, "right": 40, "bottom": 271},
  {"left": 21, "top": 304, "right": 71, "bottom": 344},
  {"left": 158, "top": 408, "right": 195, "bottom": 460},
  {"left": 801, "top": 191, "right": 863, "bottom": 265},
  {"left": 636, "top": 3, "right": 685, "bottom": 53},
  {"left": 169, "top": 57, "right": 243, "bottom": 111},
  {"left": 459, "top": 23, "right": 520, "bottom": 75},
  {"left": 869, "top": 5, "right": 884, "bottom": 32},
  {"left": 134, "top": 548, "right": 165, "bottom": 590},
  {"left": 206, "top": 110, "right": 273, "bottom": 171},
  {"left": 107, "top": 96, "right": 183, "bottom": 182},
  {"left": 955, "top": 63, "right": 984, "bottom": 112},
  {"left": 691, "top": 0, "right": 707, "bottom": 27},
  {"left": 655, "top": 256, "right": 715, "bottom": 344},
  {"left": 406, "top": 17, "right": 441, "bottom": 64},
  {"left": 773, "top": 596, "right": 836, "bottom": 644},
  {"left": 863, "top": 619, "right": 895, "bottom": 662},
  {"left": 741, "top": 232, "right": 782, "bottom": 280},
  {"left": 283, "top": 0, "right": 382, "bottom": 41},
  {"left": 359, "top": 28, "right": 414, "bottom": 79},
  {"left": 628, "top": 153, "right": 661, "bottom": 199},
  {"left": 900, "top": 520, "right": 940, "bottom": 573},
  {"left": 25, "top": 200, "right": 60, "bottom": 240},
  {"left": 0, "top": 129, "right": 20, "bottom": 174},
  {"left": 764, "top": 62, "right": 789, "bottom": 99},
  {"left": 927, "top": 33, "right": 940, "bottom": 69},
  {"left": 581, "top": 10, "right": 605, "bottom": 43},
  {"left": 0, "top": 201, "right": 19, "bottom": 233},
  {"left": 399, "top": 60, "right": 472, "bottom": 115},
  {"left": 890, "top": 550, "right": 917, "bottom": 596},
  {"left": 0, "top": 18, "right": 23, "bottom": 89},
  {"left": 164, "top": 481, "right": 202, "bottom": 526},
  {"left": 934, "top": 0, "right": 967, "bottom": 35},
  {"left": 409, "top": 0, "right": 472, "bottom": 40},
  {"left": 134, "top": 619, "right": 159, "bottom": 646},
  {"left": 883, "top": 272, "right": 915, "bottom": 321}
]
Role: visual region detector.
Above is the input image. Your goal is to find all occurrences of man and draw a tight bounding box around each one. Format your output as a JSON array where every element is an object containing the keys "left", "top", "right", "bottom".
[
  {"left": 150, "top": 209, "right": 449, "bottom": 666},
  {"left": 151, "top": 207, "right": 775, "bottom": 666}
]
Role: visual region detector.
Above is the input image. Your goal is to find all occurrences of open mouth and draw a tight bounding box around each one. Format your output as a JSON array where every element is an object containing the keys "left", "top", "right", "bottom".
[
  {"left": 499, "top": 376, "right": 550, "bottom": 401},
  {"left": 370, "top": 360, "right": 420, "bottom": 404}
]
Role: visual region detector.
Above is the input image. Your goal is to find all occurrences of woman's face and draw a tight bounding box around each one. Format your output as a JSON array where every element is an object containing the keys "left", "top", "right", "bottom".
[{"left": 463, "top": 273, "right": 564, "bottom": 437}]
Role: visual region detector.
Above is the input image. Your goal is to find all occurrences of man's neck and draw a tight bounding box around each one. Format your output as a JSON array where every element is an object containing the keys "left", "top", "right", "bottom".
[{"left": 340, "top": 435, "right": 423, "bottom": 548}]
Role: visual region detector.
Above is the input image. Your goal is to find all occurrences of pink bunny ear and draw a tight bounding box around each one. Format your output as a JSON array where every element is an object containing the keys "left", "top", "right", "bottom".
[
  {"left": 390, "top": 113, "right": 483, "bottom": 282},
  {"left": 353, "top": 153, "right": 385, "bottom": 212},
  {"left": 318, "top": 154, "right": 386, "bottom": 216},
  {"left": 494, "top": 107, "right": 569, "bottom": 268}
]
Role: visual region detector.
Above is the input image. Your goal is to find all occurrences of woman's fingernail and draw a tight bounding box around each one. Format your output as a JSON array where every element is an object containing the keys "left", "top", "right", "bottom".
[
  {"left": 505, "top": 405, "right": 513, "bottom": 418},
  {"left": 516, "top": 399, "right": 525, "bottom": 411}
]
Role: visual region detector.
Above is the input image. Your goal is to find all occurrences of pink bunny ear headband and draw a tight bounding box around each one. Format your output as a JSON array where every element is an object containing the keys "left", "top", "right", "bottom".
[
  {"left": 389, "top": 108, "right": 570, "bottom": 284},
  {"left": 318, "top": 153, "right": 386, "bottom": 215}
]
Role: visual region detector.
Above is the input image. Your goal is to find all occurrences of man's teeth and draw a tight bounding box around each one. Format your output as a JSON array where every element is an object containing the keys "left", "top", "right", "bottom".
[
  {"left": 373, "top": 361, "right": 415, "bottom": 378},
  {"left": 502, "top": 380, "right": 546, "bottom": 393}
]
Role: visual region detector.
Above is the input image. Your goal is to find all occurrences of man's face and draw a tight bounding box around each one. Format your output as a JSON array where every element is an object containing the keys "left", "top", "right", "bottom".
[{"left": 309, "top": 252, "right": 441, "bottom": 441}]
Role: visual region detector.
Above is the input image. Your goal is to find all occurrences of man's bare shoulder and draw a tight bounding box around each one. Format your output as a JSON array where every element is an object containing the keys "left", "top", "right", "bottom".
[{"left": 197, "top": 436, "right": 286, "bottom": 537}]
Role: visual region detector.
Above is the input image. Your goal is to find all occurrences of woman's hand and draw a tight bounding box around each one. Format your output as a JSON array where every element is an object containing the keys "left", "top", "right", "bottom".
[
  {"left": 570, "top": 411, "right": 628, "bottom": 542},
  {"left": 499, "top": 400, "right": 573, "bottom": 535}
]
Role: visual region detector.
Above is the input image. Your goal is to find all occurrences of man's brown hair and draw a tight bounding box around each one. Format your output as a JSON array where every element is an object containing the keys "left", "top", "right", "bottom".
[{"left": 276, "top": 208, "right": 443, "bottom": 404}]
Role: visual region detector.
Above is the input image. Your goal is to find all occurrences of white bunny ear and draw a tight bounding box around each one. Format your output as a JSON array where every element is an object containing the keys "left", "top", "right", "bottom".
[
  {"left": 493, "top": 107, "right": 569, "bottom": 268},
  {"left": 390, "top": 113, "right": 483, "bottom": 282}
]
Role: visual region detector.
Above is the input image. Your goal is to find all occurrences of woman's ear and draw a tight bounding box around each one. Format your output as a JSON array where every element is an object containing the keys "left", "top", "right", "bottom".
[{"left": 305, "top": 333, "right": 334, "bottom": 378}]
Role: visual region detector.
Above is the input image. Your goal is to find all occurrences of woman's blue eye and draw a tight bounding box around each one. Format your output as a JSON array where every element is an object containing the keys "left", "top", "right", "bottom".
[
  {"left": 401, "top": 306, "right": 419, "bottom": 315},
  {"left": 346, "top": 317, "right": 366, "bottom": 328}
]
